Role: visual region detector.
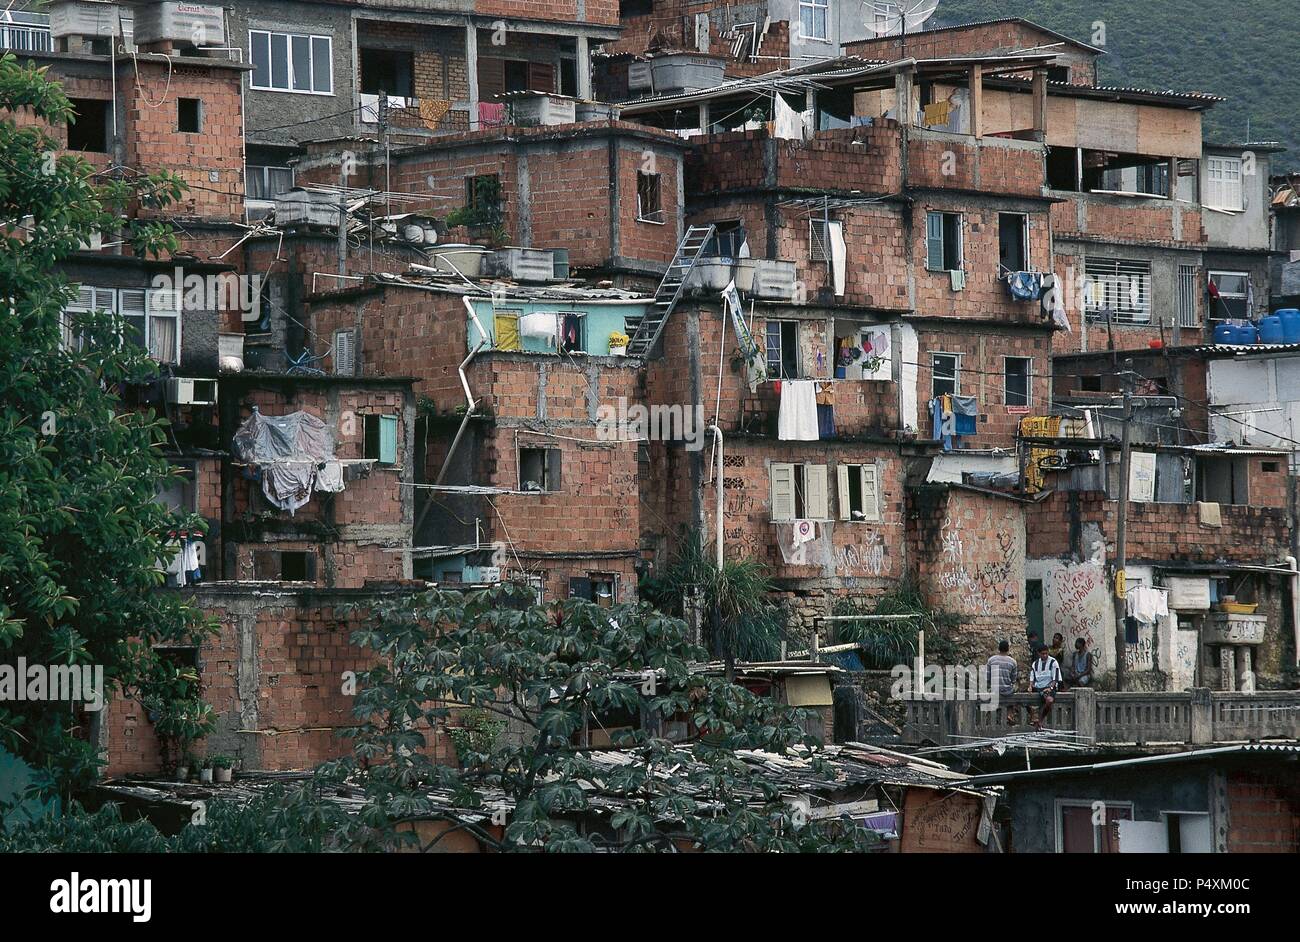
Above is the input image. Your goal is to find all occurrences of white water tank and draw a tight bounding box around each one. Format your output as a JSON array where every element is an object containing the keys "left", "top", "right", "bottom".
[{"left": 132, "top": 2, "right": 224, "bottom": 47}]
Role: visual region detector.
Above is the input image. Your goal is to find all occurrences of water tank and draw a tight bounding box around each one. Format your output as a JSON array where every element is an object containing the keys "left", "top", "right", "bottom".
[
  {"left": 1213, "top": 323, "right": 1236, "bottom": 345},
  {"left": 132, "top": 2, "right": 225, "bottom": 47},
  {"left": 1277, "top": 309, "right": 1300, "bottom": 344},
  {"left": 1258, "top": 316, "right": 1285, "bottom": 345}
]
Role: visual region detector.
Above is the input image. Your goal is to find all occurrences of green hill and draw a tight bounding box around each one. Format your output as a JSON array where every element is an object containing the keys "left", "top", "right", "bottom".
[{"left": 931, "top": 0, "right": 1298, "bottom": 165}]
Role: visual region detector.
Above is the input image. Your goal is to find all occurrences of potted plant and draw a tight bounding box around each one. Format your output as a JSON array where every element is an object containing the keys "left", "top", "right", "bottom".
[
  {"left": 198, "top": 756, "right": 214, "bottom": 784},
  {"left": 608, "top": 331, "right": 630, "bottom": 356},
  {"left": 210, "top": 755, "right": 234, "bottom": 783}
]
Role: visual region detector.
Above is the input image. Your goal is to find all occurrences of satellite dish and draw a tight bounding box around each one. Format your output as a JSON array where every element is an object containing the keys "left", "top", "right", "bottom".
[{"left": 860, "top": 0, "right": 939, "bottom": 38}]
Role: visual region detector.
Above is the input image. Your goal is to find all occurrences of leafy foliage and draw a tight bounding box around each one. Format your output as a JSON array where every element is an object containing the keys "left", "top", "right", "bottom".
[
  {"left": 933, "top": 2, "right": 1300, "bottom": 159},
  {"left": 314, "top": 585, "right": 876, "bottom": 852},
  {"left": 0, "top": 52, "right": 213, "bottom": 796},
  {"left": 833, "top": 580, "right": 961, "bottom": 669},
  {"left": 640, "top": 531, "right": 788, "bottom": 668}
]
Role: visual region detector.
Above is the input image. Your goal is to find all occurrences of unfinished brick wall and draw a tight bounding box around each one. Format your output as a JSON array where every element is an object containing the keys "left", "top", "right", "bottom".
[
  {"left": 103, "top": 587, "right": 452, "bottom": 775},
  {"left": 1226, "top": 768, "right": 1300, "bottom": 852},
  {"left": 687, "top": 126, "right": 903, "bottom": 197},
  {"left": 913, "top": 325, "right": 1053, "bottom": 448},
  {"left": 907, "top": 486, "right": 1027, "bottom": 658},
  {"left": 907, "top": 132, "right": 1045, "bottom": 197},
  {"left": 1025, "top": 489, "right": 1290, "bottom": 564},
  {"left": 475, "top": 0, "right": 620, "bottom": 26},
  {"left": 123, "top": 59, "right": 245, "bottom": 224},
  {"left": 357, "top": 21, "right": 469, "bottom": 108},
  {"left": 844, "top": 21, "right": 1100, "bottom": 86},
  {"left": 221, "top": 381, "right": 414, "bottom": 587},
  {"left": 1051, "top": 197, "right": 1206, "bottom": 249}
]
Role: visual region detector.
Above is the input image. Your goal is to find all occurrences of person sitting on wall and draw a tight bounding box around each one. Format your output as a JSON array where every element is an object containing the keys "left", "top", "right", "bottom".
[
  {"left": 1062, "top": 637, "right": 1095, "bottom": 689},
  {"left": 1049, "top": 632, "right": 1067, "bottom": 663},
  {"left": 1027, "top": 642, "right": 1062, "bottom": 731}
]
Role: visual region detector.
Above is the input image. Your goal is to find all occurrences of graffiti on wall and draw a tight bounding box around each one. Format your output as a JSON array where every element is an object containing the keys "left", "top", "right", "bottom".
[
  {"left": 935, "top": 528, "right": 1018, "bottom": 615},
  {"left": 834, "top": 529, "right": 887, "bottom": 576}
]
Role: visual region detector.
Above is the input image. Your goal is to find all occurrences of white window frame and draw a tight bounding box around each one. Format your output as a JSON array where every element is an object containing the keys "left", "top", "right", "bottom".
[
  {"left": 932, "top": 352, "right": 960, "bottom": 398},
  {"left": 798, "top": 0, "right": 829, "bottom": 41},
  {"left": 1204, "top": 156, "right": 1243, "bottom": 212},
  {"left": 1208, "top": 270, "right": 1250, "bottom": 321},
  {"left": 1083, "top": 258, "right": 1152, "bottom": 324},
  {"left": 1177, "top": 264, "right": 1200, "bottom": 328},
  {"left": 246, "top": 164, "right": 295, "bottom": 201},
  {"left": 249, "top": 29, "right": 334, "bottom": 95},
  {"left": 1004, "top": 356, "right": 1033, "bottom": 408},
  {"left": 837, "top": 463, "right": 881, "bottom": 522},
  {"left": 766, "top": 319, "right": 800, "bottom": 379},
  {"left": 810, "top": 218, "right": 831, "bottom": 262},
  {"left": 62, "top": 285, "right": 180, "bottom": 364}
]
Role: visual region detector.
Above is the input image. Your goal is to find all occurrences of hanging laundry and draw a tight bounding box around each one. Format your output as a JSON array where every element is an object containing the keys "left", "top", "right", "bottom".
[
  {"left": 1126, "top": 585, "right": 1169, "bottom": 625},
  {"left": 723, "top": 280, "right": 766, "bottom": 393},
  {"left": 952, "top": 395, "right": 978, "bottom": 436},
  {"left": 930, "top": 398, "right": 954, "bottom": 451},
  {"left": 518, "top": 311, "right": 558, "bottom": 346},
  {"left": 1006, "top": 270, "right": 1043, "bottom": 301},
  {"left": 315, "top": 460, "right": 345, "bottom": 493},
  {"left": 777, "top": 380, "right": 819, "bottom": 440}
]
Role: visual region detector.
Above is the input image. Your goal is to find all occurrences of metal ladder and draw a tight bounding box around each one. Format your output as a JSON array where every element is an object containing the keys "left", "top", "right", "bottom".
[{"left": 625, "top": 224, "right": 716, "bottom": 358}]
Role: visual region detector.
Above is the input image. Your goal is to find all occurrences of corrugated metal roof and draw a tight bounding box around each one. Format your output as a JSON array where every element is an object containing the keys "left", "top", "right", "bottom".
[{"left": 972, "top": 742, "right": 1300, "bottom": 783}]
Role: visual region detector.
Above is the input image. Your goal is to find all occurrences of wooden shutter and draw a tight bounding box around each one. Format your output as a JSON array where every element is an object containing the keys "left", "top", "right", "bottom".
[
  {"left": 478, "top": 58, "right": 505, "bottom": 99},
  {"left": 494, "top": 312, "right": 521, "bottom": 351},
  {"left": 926, "top": 212, "right": 944, "bottom": 271},
  {"left": 528, "top": 61, "right": 555, "bottom": 93},
  {"left": 546, "top": 448, "right": 562, "bottom": 491},
  {"left": 805, "top": 464, "right": 829, "bottom": 520},
  {"left": 837, "top": 465, "right": 852, "bottom": 520},
  {"left": 859, "top": 464, "right": 880, "bottom": 522},
  {"left": 378, "top": 414, "right": 398, "bottom": 465},
  {"left": 771, "top": 462, "right": 795, "bottom": 521}
]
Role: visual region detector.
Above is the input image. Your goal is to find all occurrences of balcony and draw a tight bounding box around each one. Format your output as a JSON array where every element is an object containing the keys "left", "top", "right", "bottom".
[{"left": 904, "top": 688, "right": 1300, "bottom": 748}]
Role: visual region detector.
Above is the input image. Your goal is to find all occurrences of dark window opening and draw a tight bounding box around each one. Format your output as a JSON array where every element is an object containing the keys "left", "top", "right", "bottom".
[
  {"left": 706, "top": 220, "right": 746, "bottom": 259},
  {"left": 1046, "top": 146, "right": 1080, "bottom": 191},
  {"left": 570, "top": 573, "right": 616, "bottom": 606},
  {"left": 177, "top": 98, "right": 202, "bottom": 133},
  {"left": 1005, "top": 357, "right": 1031, "bottom": 407},
  {"left": 559, "top": 58, "right": 577, "bottom": 97},
  {"left": 1083, "top": 150, "right": 1171, "bottom": 197},
  {"left": 1047, "top": 65, "right": 1071, "bottom": 83},
  {"left": 636, "top": 171, "right": 662, "bottom": 221},
  {"left": 504, "top": 59, "right": 530, "bottom": 93},
  {"left": 999, "top": 212, "right": 1029, "bottom": 273},
  {"left": 67, "top": 98, "right": 109, "bottom": 152},
  {"left": 1263, "top": 461, "right": 1281, "bottom": 473},
  {"left": 519, "top": 446, "right": 561, "bottom": 492},
  {"left": 253, "top": 550, "right": 316, "bottom": 582},
  {"left": 359, "top": 47, "right": 415, "bottom": 97},
  {"left": 621, "top": 0, "right": 654, "bottom": 14},
  {"left": 1080, "top": 375, "right": 1103, "bottom": 392}
]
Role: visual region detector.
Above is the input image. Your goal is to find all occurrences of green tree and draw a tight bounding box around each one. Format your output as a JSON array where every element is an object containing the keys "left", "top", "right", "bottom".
[
  {"left": 0, "top": 52, "right": 213, "bottom": 799},
  {"left": 319, "top": 585, "right": 874, "bottom": 852}
]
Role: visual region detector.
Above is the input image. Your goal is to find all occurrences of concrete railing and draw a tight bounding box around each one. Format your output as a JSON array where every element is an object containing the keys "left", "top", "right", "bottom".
[{"left": 903, "top": 688, "right": 1300, "bottom": 747}]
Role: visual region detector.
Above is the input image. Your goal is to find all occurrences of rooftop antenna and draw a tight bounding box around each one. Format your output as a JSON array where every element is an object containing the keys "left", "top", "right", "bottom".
[{"left": 861, "top": 0, "right": 939, "bottom": 50}]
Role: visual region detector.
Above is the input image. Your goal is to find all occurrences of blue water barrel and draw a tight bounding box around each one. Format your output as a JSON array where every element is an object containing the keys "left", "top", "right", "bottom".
[
  {"left": 1214, "top": 322, "right": 1237, "bottom": 345},
  {"left": 1277, "top": 309, "right": 1300, "bottom": 344},
  {"left": 1258, "top": 316, "right": 1285, "bottom": 345},
  {"left": 1235, "top": 323, "right": 1259, "bottom": 345}
]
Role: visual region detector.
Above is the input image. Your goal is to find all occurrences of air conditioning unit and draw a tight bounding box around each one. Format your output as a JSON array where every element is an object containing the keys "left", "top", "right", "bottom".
[{"left": 166, "top": 377, "right": 218, "bottom": 405}]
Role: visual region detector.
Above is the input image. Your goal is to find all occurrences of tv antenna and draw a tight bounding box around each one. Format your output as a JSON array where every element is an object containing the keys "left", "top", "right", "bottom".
[{"left": 860, "top": 0, "right": 939, "bottom": 40}]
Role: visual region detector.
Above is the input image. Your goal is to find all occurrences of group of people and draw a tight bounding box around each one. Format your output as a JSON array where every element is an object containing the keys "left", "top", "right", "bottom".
[{"left": 986, "top": 632, "right": 1095, "bottom": 730}]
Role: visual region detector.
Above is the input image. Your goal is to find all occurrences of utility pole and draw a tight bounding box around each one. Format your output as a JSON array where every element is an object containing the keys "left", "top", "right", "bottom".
[
  {"left": 337, "top": 164, "right": 349, "bottom": 278},
  {"left": 1112, "top": 359, "right": 1134, "bottom": 691}
]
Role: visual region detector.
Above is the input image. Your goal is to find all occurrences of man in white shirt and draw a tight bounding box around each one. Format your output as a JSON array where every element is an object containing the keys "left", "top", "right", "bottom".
[{"left": 1028, "top": 642, "right": 1062, "bottom": 730}]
